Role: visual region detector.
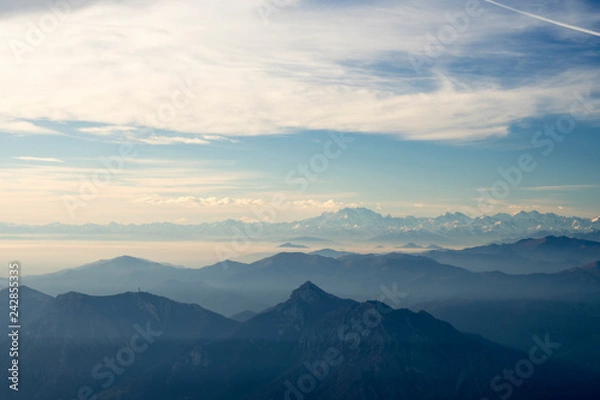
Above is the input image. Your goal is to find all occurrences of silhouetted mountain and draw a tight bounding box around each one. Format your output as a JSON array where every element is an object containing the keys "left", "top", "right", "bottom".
[
  {"left": 398, "top": 242, "right": 424, "bottom": 249},
  {"left": 416, "top": 297, "right": 600, "bottom": 373},
  {"left": 3, "top": 282, "right": 600, "bottom": 400},
  {"left": 0, "top": 286, "right": 53, "bottom": 328},
  {"left": 427, "top": 236, "right": 600, "bottom": 273},
  {"left": 201, "top": 251, "right": 600, "bottom": 306},
  {"left": 138, "top": 283, "right": 599, "bottom": 400},
  {"left": 196, "top": 252, "right": 476, "bottom": 305},
  {"left": 288, "top": 236, "right": 335, "bottom": 243},
  {"left": 0, "top": 290, "right": 237, "bottom": 400},
  {"left": 309, "top": 248, "right": 356, "bottom": 258},
  {"left": 576, "top": 260, "right": 600, "bottom": 277},
  {"left": 22, "top": 252, "right": 600, "bottom": 318},
  {"left": 278, "top": 242, "right": 309, "bottom": 248},
  {"left": 25, "top": 255, "right": 188, "bottom": 294},
  {"left": 232, "top": 281, "right": 357, "bottom": 341},
  {"left": 24, "top": 256, "right": 259, "bottom": 315}
]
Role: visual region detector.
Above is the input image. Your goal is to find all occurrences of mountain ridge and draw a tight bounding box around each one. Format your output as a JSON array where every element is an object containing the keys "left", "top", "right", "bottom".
[
  {"left": 15, "top": 243, "right": 600, "bottom": 317},
  {"left": 426, "top": 235, "right": 600, "bottom": 273},
  {"left": 7, "top": 282, "right": 593, "bottom": 400},
  {"left": 2, "top": 207, "right": 599, "bottom": 245}
]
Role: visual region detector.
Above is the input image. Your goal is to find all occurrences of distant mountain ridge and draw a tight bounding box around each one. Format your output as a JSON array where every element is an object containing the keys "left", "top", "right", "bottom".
[
  {"left": 426, "top": 236, "right": 600, "bottom": 273},
  {"left": 1, "top": 207, "right": 599, "bottom": 245},
  {"left": 16, "top": 244, "right": 600, "bottom": 316}
]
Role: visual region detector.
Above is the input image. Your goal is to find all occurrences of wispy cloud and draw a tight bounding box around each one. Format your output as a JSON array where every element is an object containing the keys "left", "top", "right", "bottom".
[
  {"left": 131, "top": 195, "right": 360, "bottom": 212},
  {"left": 1, "top": 0, "right": 598, "bottom": 225},
  {"left": 521, "top": 184, "right": 600, "bottom": 192},
  {"left": 73, "top": 126, "right": 236, "bottom": 145},
  {"left": 135, "top": 136, "right": 210, "bottom": 145},
  {"left": 78, "top": 125, "right": 138, "bottom": 136},
  {"left": 13, "top": 156, "right": 64, "bottom": 163},
  {"left": 0, "top": 162, "right": 263, "bottom": 224},
  {"left": 0, "top": 0, "right": 597, "bottom": 142},
  {"left": 0, "top": 118, "right": 63, "bottom": 135},
  {"left": 131, "top": 195, "right": 266, "bottom": 207}
]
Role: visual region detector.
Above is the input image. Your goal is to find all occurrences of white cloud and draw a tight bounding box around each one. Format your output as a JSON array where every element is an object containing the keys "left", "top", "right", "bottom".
[
  {"left": 290, "top": 199, "right": 356, "bottom": 210},
  {"left": 521, "top": 184, "right": 600, "bottom": 191},
  {"left": 135, "top": 136, "right": 210, "bottom": 145},
  {"left": 0, "top": 118, "right": 62, "bottom": 135},
  {"left": 131, "top": 195, "right": 266, "bottom": 207},
  {"left": 0, "top": 0, "right": 597, "bottom": 141},
  {"left": 13, "top": 156, "right": 63, "bottom": 163},
  {"left": 74, "top": 126, "right": 235, "bottom": 145},
  {"left": 130, "top": 195, "right": 360, "bottom": 213},
  {"left": 0, "top": 162, "right": 263, "bottom": 224},
  {"left": 78, "top": 125, "right": 137, "bottom": 135}
]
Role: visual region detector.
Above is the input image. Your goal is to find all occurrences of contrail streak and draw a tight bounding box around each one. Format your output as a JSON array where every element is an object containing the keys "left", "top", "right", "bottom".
[{"left": 484, "top": 0, "right": 600, "bottom": 37}]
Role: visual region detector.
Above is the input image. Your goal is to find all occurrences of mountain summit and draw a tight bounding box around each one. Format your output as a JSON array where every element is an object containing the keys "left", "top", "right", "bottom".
[{"left": 290, "top": 280, "right": 332, "bottom": 302}]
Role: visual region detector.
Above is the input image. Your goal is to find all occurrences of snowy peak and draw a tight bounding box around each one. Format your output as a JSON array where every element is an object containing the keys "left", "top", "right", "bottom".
[
  {"left": 322, "top": 207, "right": 385, "bottom": 223},
  {"left": 295, "top": 207, "right": 388, "bottom": 231},
  {"left": 1, "top": 208, "right": 598, "bottom": 245}
]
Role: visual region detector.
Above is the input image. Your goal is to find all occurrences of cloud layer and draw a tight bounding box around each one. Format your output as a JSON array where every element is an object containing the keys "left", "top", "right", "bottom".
[{"left": 1, "top": 0, "right": 598, "bottom": 141}]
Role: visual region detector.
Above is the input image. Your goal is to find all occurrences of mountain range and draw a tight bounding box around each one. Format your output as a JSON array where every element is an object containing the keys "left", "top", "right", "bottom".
[
  {"left": 13, "top": 236, "right": 600, "bottom": 316},
  {"left": 425, "top": 235, "right": 600, "bottom": 274},
  {"left": 2, "top": 208, "right": 599, "bottom": 245},
  {"left": 2, "top": 283, "right": 599, "bottom": 400},
  {"left": 3, "top": 234, "right": 600, "bottom": 399}
]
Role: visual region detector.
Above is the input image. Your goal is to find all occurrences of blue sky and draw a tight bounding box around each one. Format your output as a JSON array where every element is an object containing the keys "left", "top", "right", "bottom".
[{"left": 0, "top": 0, "right": 599, "bottom": 224}]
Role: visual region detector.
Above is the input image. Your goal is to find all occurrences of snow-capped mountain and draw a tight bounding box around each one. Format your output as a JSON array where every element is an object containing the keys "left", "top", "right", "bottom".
[{"left": 1, "top": 208, "right": 598, "bottom": 246}]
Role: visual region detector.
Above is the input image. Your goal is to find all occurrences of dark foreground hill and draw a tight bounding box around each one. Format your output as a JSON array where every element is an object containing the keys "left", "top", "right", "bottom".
[
  {"left": 415, "top": 296, "right": 600, "bottom": 373},
  {"left": 1, "top": 283, "right": 599, "bottom": 400}
]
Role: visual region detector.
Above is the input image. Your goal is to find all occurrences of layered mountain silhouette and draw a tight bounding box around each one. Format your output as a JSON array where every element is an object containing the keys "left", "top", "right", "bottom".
[
  {"left": 308, "top": 248, "right": 356, "bottom": 258},
  {"left": 279, "top": 242, "right": 309, "bottom": 248},
  {"left": 577, "top": 260, "right": 600, "bottom": 277},
  {"left": 19, "top": 244, "right": 600, "bottom": 316},
  {"left": 2, "top": 283, "right": 599, "bottom": 400},
  {"left": 426, "top": 236, "right": 600, "bottom": 273}
]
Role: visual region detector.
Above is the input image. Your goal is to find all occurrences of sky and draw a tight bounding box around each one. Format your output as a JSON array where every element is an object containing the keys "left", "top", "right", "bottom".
[{"left": 0, "top": 0, "right": 599, "bottom": 225}]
